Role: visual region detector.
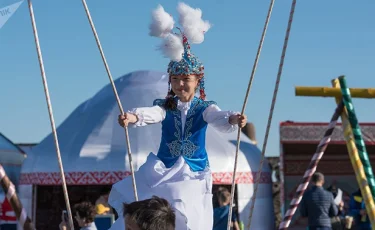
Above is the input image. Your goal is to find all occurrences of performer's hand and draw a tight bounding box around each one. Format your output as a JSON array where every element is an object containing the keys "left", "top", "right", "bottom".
[
  {"left": 229, "top": 114, "right": 247, "bottom": 128},
  {"left": 118, "top": 113, "right": 138, "bottom": 127}
]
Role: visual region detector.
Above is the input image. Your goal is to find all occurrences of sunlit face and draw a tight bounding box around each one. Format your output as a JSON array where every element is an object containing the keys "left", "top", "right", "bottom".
[
  {"left": 170, "top": 75, "right": 200, "bottom": 99},
  {"left": 125, "top": 215, "right": 141, "bottom": 230}
]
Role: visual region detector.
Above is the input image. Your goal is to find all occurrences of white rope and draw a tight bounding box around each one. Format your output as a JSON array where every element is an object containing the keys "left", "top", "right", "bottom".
[
  {"left": 227, "top": 0, "right": 276, "bottom": 229},
  {"left": 80, "top": 0, "right": 138, "bottom": 201},
  {"left": 27, "top": 0, "right": 74, "bottom": 229},
  {"left": 247, "top": 0, "right": 297, "bottom": 229}
]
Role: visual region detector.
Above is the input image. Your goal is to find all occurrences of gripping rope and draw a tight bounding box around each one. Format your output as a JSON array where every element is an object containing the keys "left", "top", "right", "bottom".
[{"left": 80, "top": 0, "right": 138, "bottom": 201}]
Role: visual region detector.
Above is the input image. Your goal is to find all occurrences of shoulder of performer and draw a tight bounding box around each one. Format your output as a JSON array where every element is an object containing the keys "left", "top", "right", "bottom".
[
  {"left": 198, "top": 98, "right": 217, "bottom": 107},
  {"left": 153, "top": 98, "right": 166, "bottom": 107}
]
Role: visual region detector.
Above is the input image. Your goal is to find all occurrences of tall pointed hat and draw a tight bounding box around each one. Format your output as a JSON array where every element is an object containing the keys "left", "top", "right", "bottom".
[{"left": 148, "top": 2, "right": 211, "bottom": 99}]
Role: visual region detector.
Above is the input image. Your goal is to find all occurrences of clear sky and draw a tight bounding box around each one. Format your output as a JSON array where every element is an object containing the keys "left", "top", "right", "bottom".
[{"left": 1, "top": 0, "right": 374, "bottom": 157}]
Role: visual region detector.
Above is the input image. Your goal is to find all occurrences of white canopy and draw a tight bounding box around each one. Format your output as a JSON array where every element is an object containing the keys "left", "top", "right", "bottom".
[{"left": 20, "top": 70, "right": 270, "bottom": 185}]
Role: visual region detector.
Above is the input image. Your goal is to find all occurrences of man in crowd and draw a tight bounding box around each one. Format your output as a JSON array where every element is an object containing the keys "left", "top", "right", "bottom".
[
  {"left": 300, "top": 172, "right": 338, "bottom": 230},
  {"left": 59, "top": 201, "right": 98, "bottom": 230}
]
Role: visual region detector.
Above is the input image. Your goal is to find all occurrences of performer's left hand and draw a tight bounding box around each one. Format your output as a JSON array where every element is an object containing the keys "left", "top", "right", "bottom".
[{"left": 229, "top": 114, "right": 247, "bottom": 128}]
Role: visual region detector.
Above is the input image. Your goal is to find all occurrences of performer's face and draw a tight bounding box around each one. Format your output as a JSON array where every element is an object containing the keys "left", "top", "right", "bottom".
[
  {"left": 170, "top": 74, "right": 199, "bottom": 100},
  {"left": 125, "top": 215, "right": 141, "bottom": 230}
]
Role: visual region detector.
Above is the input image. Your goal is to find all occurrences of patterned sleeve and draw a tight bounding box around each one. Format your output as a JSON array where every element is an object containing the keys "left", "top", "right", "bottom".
[
  {"left": 128, "top": 105, "right": 166, "bottom": 127},
  {"left": 203, "top": 104, "right": 239, "bottom": 133}
]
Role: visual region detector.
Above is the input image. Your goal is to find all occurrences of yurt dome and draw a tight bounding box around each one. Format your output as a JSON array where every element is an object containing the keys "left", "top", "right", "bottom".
[{"left": 19, "top": 70, "right": 274, "bottom": 228}]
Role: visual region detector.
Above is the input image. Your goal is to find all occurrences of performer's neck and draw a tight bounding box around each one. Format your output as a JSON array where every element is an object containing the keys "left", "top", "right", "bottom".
[{"left": 178, "top": 95, "right": 195, "bottom": 102}]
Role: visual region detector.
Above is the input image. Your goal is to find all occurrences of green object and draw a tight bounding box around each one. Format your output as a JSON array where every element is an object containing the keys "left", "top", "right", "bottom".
[{"left": 339, "top": 76, "right": 375, "bottom": 199}]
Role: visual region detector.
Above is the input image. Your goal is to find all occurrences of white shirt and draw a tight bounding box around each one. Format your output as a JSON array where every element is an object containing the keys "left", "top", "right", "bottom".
[{"left": 129, "top": 100, "right": 239, "bottom": 133}]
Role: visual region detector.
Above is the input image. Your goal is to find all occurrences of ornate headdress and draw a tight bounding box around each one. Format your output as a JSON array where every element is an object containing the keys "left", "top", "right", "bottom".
[{"left": 149, "top": 3, "right": 211, "bottom": 100}]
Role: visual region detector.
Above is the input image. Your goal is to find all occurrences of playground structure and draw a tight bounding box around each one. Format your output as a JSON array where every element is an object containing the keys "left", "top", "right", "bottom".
[{"left": 279, "top": 76, "right": 375, "bottom": 229}]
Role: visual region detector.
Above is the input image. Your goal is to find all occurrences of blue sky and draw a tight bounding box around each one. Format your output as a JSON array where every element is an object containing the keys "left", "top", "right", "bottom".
[{"left": 1, "top": 0, "right": 374, "bottom": 157}]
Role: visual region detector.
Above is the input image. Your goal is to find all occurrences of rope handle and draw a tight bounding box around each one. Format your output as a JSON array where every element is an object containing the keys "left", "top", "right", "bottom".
[{"left": 227, "top": 0, "right": 276, "bottom": 229}]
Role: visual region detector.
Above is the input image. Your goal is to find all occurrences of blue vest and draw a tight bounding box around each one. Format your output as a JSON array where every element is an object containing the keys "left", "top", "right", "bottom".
[{"left": 153, "top": 97, "right": 216, "bottom": 172}]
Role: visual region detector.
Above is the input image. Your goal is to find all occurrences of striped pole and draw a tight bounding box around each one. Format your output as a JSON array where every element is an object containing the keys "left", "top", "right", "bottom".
[
  {"left": 332, "top": 78, "right": 375, "bottom": 229},
  {"left": 278, "top": 101, "right": 344, "bottom": 229},
  {"left": 338, "top": 76, "right": 375, "bottom": 199},
  {"left": 0, "top": 164, "right": 35, "bottom": 230}
]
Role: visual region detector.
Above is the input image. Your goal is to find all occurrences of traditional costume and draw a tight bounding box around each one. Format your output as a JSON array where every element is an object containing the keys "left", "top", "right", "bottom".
[{"left": 108, "top": 3, "right": 240, "bottom": 229}]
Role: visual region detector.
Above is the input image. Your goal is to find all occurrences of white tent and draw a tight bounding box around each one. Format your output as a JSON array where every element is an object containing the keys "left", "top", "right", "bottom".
[{"left": 19, "top": 70, "right": 274, "bottom": 228}]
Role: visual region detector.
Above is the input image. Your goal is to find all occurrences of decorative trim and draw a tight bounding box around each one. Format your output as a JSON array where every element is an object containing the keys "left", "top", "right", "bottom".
[
  {"left": 19, "top": 171, "right": 272, "bottom": 185},
  {"left": 280, "top": 122, "right": 375, "bottom": 144},
  {"left": 284, "top": 160, "right": 354, "bottom": 175}
]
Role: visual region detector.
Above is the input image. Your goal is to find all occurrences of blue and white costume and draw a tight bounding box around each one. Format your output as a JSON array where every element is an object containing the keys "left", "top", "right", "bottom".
[
  {"left": 109, "top": 98, "right": 238, "bottom": 230},
  {"left": 108, "top": 3, "right": 239, "bottom": 229}
]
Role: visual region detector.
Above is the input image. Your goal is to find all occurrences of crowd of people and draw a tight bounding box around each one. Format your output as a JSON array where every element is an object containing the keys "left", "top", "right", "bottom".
[
  {"left": 300, "top": 172, "right": 372, "bottom": 230},
  {"left": 55, "top": 186, "right": 240, "bottom": 230}
]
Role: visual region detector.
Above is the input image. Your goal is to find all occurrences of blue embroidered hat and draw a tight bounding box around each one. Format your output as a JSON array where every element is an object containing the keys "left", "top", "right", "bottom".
[
  {"left": 167, "top": 33, "right": 204, "bottom": 77},
  {"left": 149, "top": 3, "right": 210, "bottom": 99}
]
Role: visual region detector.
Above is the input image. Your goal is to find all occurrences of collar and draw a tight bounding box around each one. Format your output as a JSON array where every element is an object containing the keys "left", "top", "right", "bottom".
[{"left": 176, "top": 97, "right": 198, "bottom": 112}]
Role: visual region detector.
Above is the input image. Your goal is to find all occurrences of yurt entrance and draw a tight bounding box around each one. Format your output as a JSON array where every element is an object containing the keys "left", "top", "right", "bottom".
[{"left": 35, "top": 185, "right": 114, "bottom": 230}]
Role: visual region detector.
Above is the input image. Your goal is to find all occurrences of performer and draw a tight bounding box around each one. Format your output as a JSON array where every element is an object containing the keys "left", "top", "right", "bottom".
[{"left": 108, "top": 3, "right": 247, "bottom": 230}]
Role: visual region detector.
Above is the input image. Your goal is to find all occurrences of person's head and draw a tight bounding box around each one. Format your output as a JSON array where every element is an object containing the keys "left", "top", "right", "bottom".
[
  {"left": 217, "top": 187, "right": 231, "bottom": 206},
  {"left": 327, "top": 184, "right": 338, "bottom": 196},
  {"left": 169, "top": 74, "right": 202, "bottom": 99},
  {"left": 164, "top": 35, "right": 206, "bottom": 110},
  {"left": 148, "top": 3, "right": 210, "bottom": 109},
  {"left": 123, "top": 196, "right": 175, "bottom": 230},
  {"left": 73, "top": 202, "right": 96, "bottom": 227},
  {"left": 311, "top": 172, "right": 325, "bottom": 187}
]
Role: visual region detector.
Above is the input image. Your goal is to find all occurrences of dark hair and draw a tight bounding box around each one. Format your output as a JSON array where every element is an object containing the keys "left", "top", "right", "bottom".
[
  {"left": 73, "top": 201, "right": 96, "bottom": 223},
  {"left": 123, "top": 196, "right": 175, "bottom": 230},
  {"left": 164, "top": 89, "right": 177, "bottom": 110},
  {"left": 312, "top": 172, "right": 324, "bottom": 184},
  {"left": 216, "top": 187, "right": 231, "bottom": 204}
]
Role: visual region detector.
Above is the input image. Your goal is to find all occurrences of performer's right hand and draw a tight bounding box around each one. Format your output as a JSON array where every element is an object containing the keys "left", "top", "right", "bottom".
[{"left": 118, "top": 113, "right": 137, "bottom": 127}]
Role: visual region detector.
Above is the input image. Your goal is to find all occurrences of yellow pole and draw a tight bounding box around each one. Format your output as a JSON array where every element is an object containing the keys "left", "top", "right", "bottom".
[
  {"left": 296, "top": 86, "right": 375, "bottom": 98},
  {"left": 332, "top": 79, "right": 375, "bottom": 229}
]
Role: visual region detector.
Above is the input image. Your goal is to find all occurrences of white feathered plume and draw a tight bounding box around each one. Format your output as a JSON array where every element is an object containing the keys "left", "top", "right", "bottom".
[
  {"left": 149, "top": 5, "right": 183, "bottom": 61},
  {"left": 177, "top": 2, "right": 211, "bottom": 44},
  {"left": 149, "top": 5, "right": 175, "bottom": 38},
  {"left": 149, "top": 3, "right": 210, "bottom": 61},
  {"left": 158, "top": 34, "right": 184, "bottom": 61}
]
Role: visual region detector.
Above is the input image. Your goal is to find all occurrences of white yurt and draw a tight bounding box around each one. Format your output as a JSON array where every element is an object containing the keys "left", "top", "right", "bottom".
[{"left": 18, "top": 70, "right": 274, "bottom": 229}]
